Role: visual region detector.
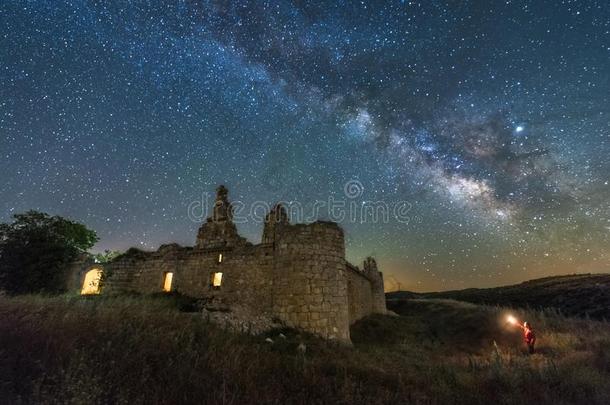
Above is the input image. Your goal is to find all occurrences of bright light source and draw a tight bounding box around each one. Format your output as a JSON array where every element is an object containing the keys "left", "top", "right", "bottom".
[
  {"left": 81, "top": 268, "right": 103, "bottom": 295},
  {"left": 212, "top": 272, "right": 223, "bottom": 287},
  {"left": 506, "top": 314, "right": 518, "bottom": 325},
  {"left": 515, "top": 125, "right": 524, "bottom": 133},
  {"left": 163, "top": 272, "right": 173, "bottom": 292}
]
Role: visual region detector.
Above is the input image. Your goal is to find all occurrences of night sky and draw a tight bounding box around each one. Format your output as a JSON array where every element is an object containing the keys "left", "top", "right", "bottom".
[{"left": 1, "top": 1, "right": 609, "bottom": 291}]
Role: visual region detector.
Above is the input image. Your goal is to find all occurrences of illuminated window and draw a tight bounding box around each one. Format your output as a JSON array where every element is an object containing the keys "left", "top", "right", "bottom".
[
  {"left": 81, "top": 268, "right": 103, "bottom": 295},
  {"left": 211, "top": 272, "right": 223, "bottom": 288},
  {"left": 162, "top": 272, "right": 174, "bottom": 292},
  {"left": 218, "top": 253, "right": 223, "bottom": 263}
]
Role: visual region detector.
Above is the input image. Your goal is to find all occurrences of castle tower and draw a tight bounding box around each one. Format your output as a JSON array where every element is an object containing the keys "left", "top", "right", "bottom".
[
  {"left": 262, "top": 204, "right": 289, "bottom": 244},
  {"left": 271, "top": 221, "right": 350, "bottom": 342},
  {"left": 196, "top": 185, "right": 246, "bottom": 249},
  {"left": 212, "top": 185, "right": 232, "bottom": 221}
]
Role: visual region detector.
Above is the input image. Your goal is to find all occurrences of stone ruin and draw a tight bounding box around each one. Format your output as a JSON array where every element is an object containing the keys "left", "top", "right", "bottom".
[{"left": 68, "top": 185, "right": 387, "bottom": 342}]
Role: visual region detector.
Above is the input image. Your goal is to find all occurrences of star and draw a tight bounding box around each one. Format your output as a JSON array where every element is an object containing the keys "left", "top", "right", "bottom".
[{"left": 0, "top": 0, "right": 608, "bottom": 291}]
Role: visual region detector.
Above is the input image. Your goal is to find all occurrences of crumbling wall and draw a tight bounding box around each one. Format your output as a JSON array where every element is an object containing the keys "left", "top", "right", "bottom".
[
  {"left": 95, "top": 245, "right": 180, "bottom": 294},
  {"left": 196, "top": 185, "right": 247, "bottom": 249},
  {"left": 66, "top": 186, "right": 387, "bottom": 343},
  {"left": 346, "top": 260, "right": 387, "bottom": 323},
  {"left": 363, "top": 257, "right": 387, "bottom": 314},
  {"left": 65, "top": 254, "right": 96, "bottom": 292},
  {"left": 371, "top": 273, "right": 386, "bottom": 313},
  {"left": 346, "top": 264, "right": 374, "bottom": 323},
  {"left": 271, "top": 221, "right": 350, "bottom": 341},
  {"left": 93, "top": 243, "right": 274, "bottom": 315},
  {"left": 178, "top": 244, "right": 274, "bottom": 313}
]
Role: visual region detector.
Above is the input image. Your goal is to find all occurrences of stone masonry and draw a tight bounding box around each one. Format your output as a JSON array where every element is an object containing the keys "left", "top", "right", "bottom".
[{"left": 68, "top": 186, "right": 387, "bottom": 342}]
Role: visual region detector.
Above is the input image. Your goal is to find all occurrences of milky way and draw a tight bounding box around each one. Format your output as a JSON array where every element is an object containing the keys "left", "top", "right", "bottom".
[{"left": 1, "top": 1, "right": 608, "bottom": 290}]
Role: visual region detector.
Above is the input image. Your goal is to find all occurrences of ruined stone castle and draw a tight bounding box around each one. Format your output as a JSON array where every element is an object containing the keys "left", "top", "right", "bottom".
[{"left": 68, "top": 186, "right": 386, "bottom": 342}]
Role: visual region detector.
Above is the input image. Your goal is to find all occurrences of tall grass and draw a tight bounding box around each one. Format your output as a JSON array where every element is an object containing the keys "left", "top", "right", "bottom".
[{"left": 0, "top": 295, "right": 609, "bottom": 404}]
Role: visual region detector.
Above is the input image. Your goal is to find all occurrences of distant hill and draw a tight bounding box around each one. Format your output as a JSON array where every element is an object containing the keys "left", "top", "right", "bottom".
[{"left": 387, "top": 274, "right": 610, "bottom": 321}]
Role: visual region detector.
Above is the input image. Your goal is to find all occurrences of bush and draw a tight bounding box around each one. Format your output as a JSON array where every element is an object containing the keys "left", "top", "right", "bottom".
[{"left": 0, "top": 211, "right": 98, "bottom": 294}]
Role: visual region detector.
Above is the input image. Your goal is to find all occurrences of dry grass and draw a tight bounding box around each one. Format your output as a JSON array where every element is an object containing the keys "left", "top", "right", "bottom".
[{"left": 0, "top": 294, "right": 609, "bottom": 404}]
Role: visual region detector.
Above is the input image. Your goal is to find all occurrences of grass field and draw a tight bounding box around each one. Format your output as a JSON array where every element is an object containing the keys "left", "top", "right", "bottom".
[{"left": 1, "top": 294, "right": 609, "bottom": 404}]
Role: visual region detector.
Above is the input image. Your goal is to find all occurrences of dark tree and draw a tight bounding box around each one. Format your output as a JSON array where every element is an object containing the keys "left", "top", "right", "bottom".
[{"left": 0, "top": 211, "right": 98, "bottom": 294}]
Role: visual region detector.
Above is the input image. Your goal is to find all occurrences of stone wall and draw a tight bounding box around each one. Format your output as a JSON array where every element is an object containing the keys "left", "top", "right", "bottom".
[
  {"left": 67, "top": 186, "right": 387, "bottom": 342},
  {"left": 100, "top": 246, "right": 178, "bottom": 294},
  {"left": 271, "top": 221, "right": 350, "bottom": 341},
  {"left": 178, "top": 244, "right": 274, "bottom": 313},
  {"left": 66, "top": 255, "right": 99, "bottom": 293},
  {"left": 89, "top": 243, "right": 274, "bottom": 316},
  {"left": 346, "top": 264, "right": 375, "bottom": 323},
  {"left": 345, "top": 260, "right": 387, "bottom": 323},
  {"left": 363, "top": 257, "right": 387, "bottom": 314}
]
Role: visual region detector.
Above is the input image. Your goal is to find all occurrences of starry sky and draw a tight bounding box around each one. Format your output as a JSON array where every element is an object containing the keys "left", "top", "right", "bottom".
[{"left": 1, "top": 1, "right": 609, "bottom": 291}]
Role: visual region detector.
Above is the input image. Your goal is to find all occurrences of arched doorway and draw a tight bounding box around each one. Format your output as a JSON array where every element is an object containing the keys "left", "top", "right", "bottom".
[{"left": 81, "top": 268, "right": 103, "bottom": 295}]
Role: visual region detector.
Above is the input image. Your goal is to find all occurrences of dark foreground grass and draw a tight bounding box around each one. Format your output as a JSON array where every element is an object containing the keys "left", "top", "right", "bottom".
[{"left": 1, "top": 295, "right": 609, "bottom": 404}]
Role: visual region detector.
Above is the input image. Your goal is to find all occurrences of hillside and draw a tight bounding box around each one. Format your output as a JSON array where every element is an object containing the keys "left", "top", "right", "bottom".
[
  {"left": 1, "top": 294, "right": 609, "bottom": 404},
  {"left": 387, "top": 274, "right": 610, "bottom": 321}
]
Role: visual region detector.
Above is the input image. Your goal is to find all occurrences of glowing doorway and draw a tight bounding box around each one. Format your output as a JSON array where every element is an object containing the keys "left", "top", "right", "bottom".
[{"left": 81, "top": 268, "right": 103, "bottom": 295}]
